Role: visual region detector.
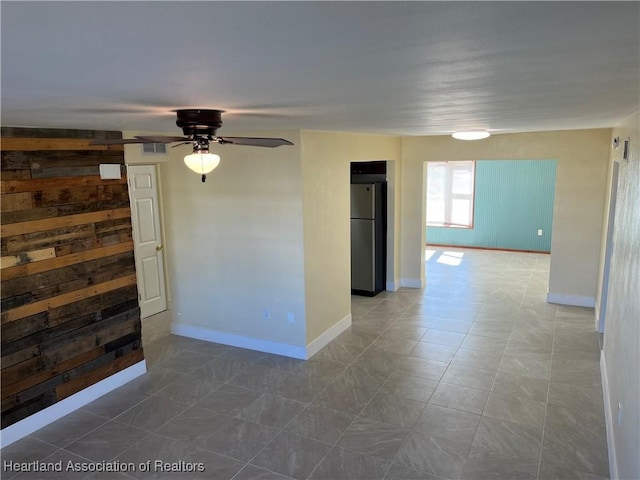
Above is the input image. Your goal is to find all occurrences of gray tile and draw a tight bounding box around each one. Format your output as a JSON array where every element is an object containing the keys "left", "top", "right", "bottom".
[
  {"left": 540, "top": 404, "right": 609, "bottom": 477},
  {"left": 395, "top": 431, "right": 468, "bottom": 479},
  {"left": 156, "top": 350, "right": 215, "bottom": 375},
  {"left": 232, "top": 464, "right": 294, "bottom": 480},
  {"left": 313, "top": 338, "right": 367, "bottom": 364},
  {"left": 337, "top": 417, "right": 409, "bottom": 461},
  {"left": 203, "top": 418, "right": 278, "bottom": 461},
  {"left": 459, "top": 333, "right": 508, "bottom": 353},
  {"left": 236, "top": 393, "right": 306, "bottom": 428},
  {"left": 271, "top": 370, "right": 329, "bottom": 402},
  {"left": 360, "top": 392, "right": 426, "bottom": 428},
  {"left": 430, "top": 319, "right": 473, "bottom": 334},
  {"left": 429, "top": 382, "right": 489, "bottom": 415},
  {"left": 420, "top": 329, "right": 466, "bottom": 347},
  {"left": 353, "top": 348, "right": 403, "bottom": 376},
  {"left": 29, "top": 410, "right": 107, "bottom": 448},
  {"left": 413, "top": 404, "right": 480, "bottom": 445},
  {"left": 12, "top": 450, "right": 91, "bottom": 479},
  {"left": 468, "top": 321, "right": 513, "bottom": 339},
  {"left": 379, "top": 373, "right": 438, "bottom": 402},
  {"left": 452, "top": 348, "right": 503, "bottom": 371},
  {"left": 547, "top": 381, "right": 604, "bottom": 413},
  {"left": 190, "top": 355, "right": 250, "bottom": 383},
  {"left": 81, "top": 386, "right": 150, "bottom": 419},
  {"left": 441, "top": 363, "right": 495, "bottom": 391},
  {"left": 314, "top": 382, "right": 375, "bottom": 415},
  {"left": 483, "top": 392, "right": 546, "bottom": 433},
  {"left": 499, "top": 353, "right": 551, "bottom": 380},
  {"left": 408, "top": 342, "right": 458, "bottom": 363},
  {"left": 394, "top": 357, "right": 448, "bottom": 381},
  {"left": 309, "top": 447, "right": 389, "bottom": 480},
  {"left": 371, "top": 336, "right": 419, "bottom": 355},
  {"left": 285, "top": 403, "right": 354, "bottom": 444},
  {"left": 181, "top": 447, "right": 246, "bottom": 480},
  {"left": 504, "top": 337, "right": 553, "bottom": 356},
  {"left": 155, "top": 374, "right": 221, "bottom": 404},
  {"left": 155, "top": 406, "right": 233, "bottom": 446},
  {"left": 253, "top": 431, "right": 331, "bottom": 479},
  {"left": 65, "top": 421, "right": 150, "bottom": 462},
  {"left": 121, "top": 366, "right": 182, "bottom": 396},
  {"left": 469, "top": 417, "right": 542, "bottom": 461},
  {"left": 227, "top": 365, "right": 285, "bottom": 392},
  {"left": 381, "top": 325, "right": 428, "bottom": 341},
  {"left": 538, "top": 462, "right": 609, "bottom": 480},
  {"left": 0, "top": 437, "right": 59, "bottom": 475},
  {"left": 461, "top": 451, "right": 539, "bottom": 480},
  {"left": 115, "top": 395, "right": 189, "bottom": 432},
  {"left": 256, "top": 354, "right": 305, "bottom": 372},
  {"left": 550, "top": 350, "right": 601, "bottom": 385},
  {"left": 491, "top": 372, "right": 549, "bottom": 402},
  {"left": 384, "top": 463, "right": 442, "bottom": 480},
  {"left": 115, "top": 433, "right": 192, "bottom": 479},
  {"left": 333, "top": 364, "right": 388, "bottom": 392},
  {"left": 195, "top": 383, "right": 262, "bottom": 415},
  {"left": 294, "top": 357, "right": 347, "bottom": 382},
  {"left": 216, "top": 347, "right": 267, "bottom": 364}
]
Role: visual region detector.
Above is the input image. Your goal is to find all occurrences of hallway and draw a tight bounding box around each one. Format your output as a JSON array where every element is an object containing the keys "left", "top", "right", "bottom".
[{"left": 2, "top": 248, "right": 609, "bottom": 479}]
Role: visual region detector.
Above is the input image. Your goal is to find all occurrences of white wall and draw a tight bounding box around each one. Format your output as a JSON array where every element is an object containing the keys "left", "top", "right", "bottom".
[
  {"left": 601, "top": 112, "right": 640, "bottom": 480},
  {"left": 156, "top": 131, "right": 307, "bottom": 348},
  {"left": 300, "top": 130, "right": 402, "bottom": 343},
  {"left": 400, "top": 130, "right": 611, "bottom": 303}
]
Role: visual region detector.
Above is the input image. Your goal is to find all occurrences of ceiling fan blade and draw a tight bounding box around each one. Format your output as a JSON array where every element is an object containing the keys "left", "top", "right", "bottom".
[
  {"left": 216, "top": 137, "right": 294, "bottom": 148},
  {"left": 135, "top": 135, "right": 189, "bottom": 143}
]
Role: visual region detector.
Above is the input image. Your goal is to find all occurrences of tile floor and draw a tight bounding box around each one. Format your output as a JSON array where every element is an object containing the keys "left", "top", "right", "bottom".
[{"left": 2, "top": 247, "right": 610, "bottom": 480}]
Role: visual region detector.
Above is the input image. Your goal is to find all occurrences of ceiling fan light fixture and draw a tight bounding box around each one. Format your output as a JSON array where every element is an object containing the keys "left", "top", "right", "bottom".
[
  {"left": 452, "top": 130, "right": 491, "bottom": 141},
  {"left": 184, "top": 152, "right": 221, "bottom": 182}
]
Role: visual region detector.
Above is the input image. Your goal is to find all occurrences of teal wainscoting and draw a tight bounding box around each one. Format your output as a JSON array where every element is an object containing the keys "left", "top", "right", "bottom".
[{"left": 426, "top": 159, "right": 557, "bottom": 252}]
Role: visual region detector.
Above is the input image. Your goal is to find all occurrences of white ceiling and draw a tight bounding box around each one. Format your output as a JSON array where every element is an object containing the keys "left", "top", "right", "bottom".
[{"left": 2, "top": 2, "right": 639, "bottom": 137}]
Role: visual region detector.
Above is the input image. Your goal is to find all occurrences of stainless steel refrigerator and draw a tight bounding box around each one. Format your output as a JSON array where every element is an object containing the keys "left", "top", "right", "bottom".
[{"left": 350, "top": 183, "right": 386, "bottom": 296}]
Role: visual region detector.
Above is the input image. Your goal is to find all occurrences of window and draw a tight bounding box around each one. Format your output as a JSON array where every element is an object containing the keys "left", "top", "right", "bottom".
[{"left": 426, "top": 161, "right": 475, "bottom": 228}]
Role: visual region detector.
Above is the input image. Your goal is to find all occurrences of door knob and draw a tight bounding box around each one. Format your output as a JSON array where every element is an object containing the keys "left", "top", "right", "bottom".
[{"left": 156, "top": 244, "right": 163, "bottom": 251}]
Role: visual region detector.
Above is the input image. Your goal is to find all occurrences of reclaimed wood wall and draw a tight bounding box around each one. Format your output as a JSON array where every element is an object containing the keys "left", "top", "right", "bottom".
[{"left": 1, "top": 127, "right": 143, "bottom": 429}]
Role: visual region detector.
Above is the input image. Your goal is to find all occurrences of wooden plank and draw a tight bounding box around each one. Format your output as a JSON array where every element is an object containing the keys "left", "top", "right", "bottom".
[
  {"left": 98, "top": 184, "right": 129, "bottom": 202},
  {"left": 1, "top": 345, "right": 41, "bottom": 369},
  {"left": 0, "top": 151, "right": 31, "bottom": 170},
  {"left": 0, "top": 138, "right": 124, "bottom": 151},
  {"left": 36, "top": 185, "right": 101, "bottom": 206},
  {"left": 30, "top": 150, "right": 124, "bottom": 169},
  {"left": 1, "top": 207, "right": 131, "bottom": 237},
  {"left": 1, "top": 347, "right": 104, "bottom": 401},
  {"left": 56, "top": 348, "right": 143, "bottom": 401},
  {"left": 0, "top": 312, "right": 48, "bottom": 344},
  {"left": 1, "top": 192, "right": 33, "bottom": 212},
  {"left": 0, "top": 207, "right": 59, "bottom": 225},
  {"left": 1, "top": 127, "right": 122, "bottom": 140},
  {"left": 1, "top": 175, "right": 126, "bottom": 194},
  {"left": 31, "top": 166, "right": 100, "bottom": 179},
  {"left": 1, "top": 391, "right": 56, "bottom": 428},
  {"left": 1, "top": 241, "right": 133, "bottom": 280},
  {"left": 1, "top": 273, "right": 137, "bottom": 323},
  {"left": 0, "top": 170, "right": 31, "bottom": 180},
  {"left": 5, "top": 224, "right": 96, "bottom": 254},
  {"left": 0, "top": 247, "right": 56, "bottom": 269}
]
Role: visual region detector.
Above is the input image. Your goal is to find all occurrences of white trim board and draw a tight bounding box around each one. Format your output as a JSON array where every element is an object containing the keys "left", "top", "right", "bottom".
[
  {"left": 172, "top": 315, "right": 352, "bottom": 361},
  {"left": 601, "top": 353, "right": 619, "bottom": 480},
  {"left": 306, "top": 314, "right": 352, "bottom": 358},
  {"left": 0, "top": 360, "right": 146, "bottom": 449},
  {"left": 546, "top": 292, "right": 595, "bottom": 307},
  {"left": 400, "top": 278, "right": 424, "bottom": 289}
]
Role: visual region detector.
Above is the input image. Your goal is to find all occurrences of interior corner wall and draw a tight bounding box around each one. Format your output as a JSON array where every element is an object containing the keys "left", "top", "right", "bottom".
[
  {"left": 158, "top": 130, "right": 307, "bottom": 351},
  {"left": 400, "top": 129, "right": 611, "bottom": 301},
  {"left": 300, "top": 131, "right": 402, "bottom": 345},
  {"left": 601, "top": 111, "right": 640, "bottom": 480},
  {"left": 1, "top": 127, "right": 143, "bottom": 432}
]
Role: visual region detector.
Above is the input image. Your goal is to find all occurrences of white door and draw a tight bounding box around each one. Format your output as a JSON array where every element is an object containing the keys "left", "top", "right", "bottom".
[{"left": 127, "top": 165, "right": 167, "bottom": 318}]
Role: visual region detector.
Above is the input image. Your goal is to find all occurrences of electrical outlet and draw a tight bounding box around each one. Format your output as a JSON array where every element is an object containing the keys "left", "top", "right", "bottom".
[
  {"left": 537, "top": 229, "right": 543, "bottom": 236},
  {"left": 287, "top": 312, "right": 295, "bottom": 324},
  {"left": 263, "top": 309, "right": 271, "bottom": 320}
]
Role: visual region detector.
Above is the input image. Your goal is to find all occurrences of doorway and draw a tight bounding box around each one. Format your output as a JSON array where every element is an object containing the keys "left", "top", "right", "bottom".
[{"left": 127, "top": 165, "right": 168, "bottom": 318}]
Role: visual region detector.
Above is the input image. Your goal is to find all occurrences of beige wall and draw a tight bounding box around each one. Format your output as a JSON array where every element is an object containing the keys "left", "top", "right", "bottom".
[
  {"left": 300, "top": 130, "right": 402, "bottom": 343},
  {"left": 400, "top": 130, "right": 611, "bottom": 301},
  {"left": 601, "top": 112, "right": 639, "bottom": 480},
  {"left": 154, "top": 130, "right": 307, "bottom": 346}
]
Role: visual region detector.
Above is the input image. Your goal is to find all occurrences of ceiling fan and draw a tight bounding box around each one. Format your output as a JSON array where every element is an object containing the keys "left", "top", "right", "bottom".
[{"left": 91, "top": 109, "right": 294, "bottom": 182}]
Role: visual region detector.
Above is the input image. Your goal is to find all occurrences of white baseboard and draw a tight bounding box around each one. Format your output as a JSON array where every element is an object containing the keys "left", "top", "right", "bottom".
[
  {"left": 600, "top": 353, "right": 618, "bottom": 480},
  {"left": 306, "top": 314, "right": 352, "bottom": 359},
  {"left": 546, "top": 292, "right": 595, "bottom": 307},
  {"left": 172, "top": 323, "right": 308, "bottom": 359},
  {"left": 0, "top": 360, "right": 146, "bottom": 449},
  {"left": 386, "top": 281, "right": 398, "bottom": 292},
  {"left": 400, "top": 278, "right": 424, "bottom": 289}
]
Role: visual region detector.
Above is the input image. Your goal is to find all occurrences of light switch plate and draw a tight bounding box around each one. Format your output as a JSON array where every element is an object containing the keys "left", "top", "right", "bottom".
[{"left": 99, "top": 164, "right": 122, "bottom": 180}]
